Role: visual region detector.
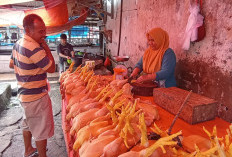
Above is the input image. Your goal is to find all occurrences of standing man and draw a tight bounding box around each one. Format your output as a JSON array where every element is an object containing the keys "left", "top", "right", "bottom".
[
  {"left": 57, "top": 34, "right": 74, "bottom": 73},
  {"left": 9, "top": 14, "right": 55, "bottom": 157}
]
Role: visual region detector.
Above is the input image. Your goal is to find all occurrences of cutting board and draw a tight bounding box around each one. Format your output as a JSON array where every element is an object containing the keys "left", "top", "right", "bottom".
[
  {"left": 131, "top": 81, "right": 158, "bottom": 96},
  {"left": 153, "top": 87, "right": 218, "bottom": 124}
]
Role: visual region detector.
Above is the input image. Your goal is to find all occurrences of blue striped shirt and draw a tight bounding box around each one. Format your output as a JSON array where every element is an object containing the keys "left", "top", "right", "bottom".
[{"left": 10, "top": 35, "right": 52, "bottom": 102}]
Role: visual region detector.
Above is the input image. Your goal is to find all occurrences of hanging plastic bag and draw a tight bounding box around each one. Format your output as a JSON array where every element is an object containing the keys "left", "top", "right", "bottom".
[
  {"left": 182, "top": 3, "right": 204, "bottom": 50},
  {"left": 195, "top": 0, "right": 206, "bottom": 42}
]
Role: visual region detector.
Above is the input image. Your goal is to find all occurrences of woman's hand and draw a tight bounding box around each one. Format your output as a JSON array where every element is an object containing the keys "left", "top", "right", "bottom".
[
  {"left": 136, "top": 73, "right": 156, "bottom": 83},
  {"left": 130, "top": 67, "right": 141, "bottom": 78}
]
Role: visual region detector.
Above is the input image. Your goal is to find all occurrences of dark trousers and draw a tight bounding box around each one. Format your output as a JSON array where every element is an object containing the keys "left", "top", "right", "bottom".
[{"left": 59, "top": 58, "right": 68, "bottom": 73}]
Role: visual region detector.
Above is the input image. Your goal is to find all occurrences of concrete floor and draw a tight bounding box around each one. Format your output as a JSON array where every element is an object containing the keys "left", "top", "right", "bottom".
[{"left": 0, "top": 74, "right": 67, "bottom": 157}]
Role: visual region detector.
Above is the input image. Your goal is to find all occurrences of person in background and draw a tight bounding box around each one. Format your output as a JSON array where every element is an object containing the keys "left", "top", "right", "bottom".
[
  {"left": 9, "top": 14, "right": 55, "bottom": 157},
  {"left": 130, "top": 27, "right": 176, "bottom": 87},
  {"left": 4, "top": 33, "right": 9, "bottom": 43},
  {"left": 57, "top": 34, "right": 74, "bottom": 73}
]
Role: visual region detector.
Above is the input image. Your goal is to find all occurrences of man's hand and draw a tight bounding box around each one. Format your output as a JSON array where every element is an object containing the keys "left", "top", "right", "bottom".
[
  {"left": 9, "top": 60, "right": 14, "bottom": 69},
  {"left": 40, "top": 39, "right": 50, "bottom": 53},
  {"left": 71, "top": 51, "right": 75, "bottom": 58},
  {"left": 40, "top": 39, "right": 55, "bottom": 73},
  {"left": 136, "top": 73, "right": 156, "bottom": 83},
  {"left": 67, "top": 56, "right": 71, "bottom": 59}
]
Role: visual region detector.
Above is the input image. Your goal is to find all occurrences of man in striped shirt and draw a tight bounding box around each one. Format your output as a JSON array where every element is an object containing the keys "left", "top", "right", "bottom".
[{"left": 9, "top": 14, "right": 55, "bottom": 157}]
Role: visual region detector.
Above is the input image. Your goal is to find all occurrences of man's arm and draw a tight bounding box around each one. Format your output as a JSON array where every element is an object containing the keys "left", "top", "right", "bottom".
[
  {"left": 57, "top": 44, "right": 70, "bottom": 59},
  {"left": 59, "top": 53, "right": 71, "bottom": 59},
  {"left": 41, "top": 40, "right": 55, "bottom": 73},
  {"left": 9, "top": 60, "right": 14, "bottom": 69},
  {"left": 69, "top": 44, "right": 74, "bottom": 58},
  {"left": 9, "top": 53, "right": 14, "bottom": 69}
]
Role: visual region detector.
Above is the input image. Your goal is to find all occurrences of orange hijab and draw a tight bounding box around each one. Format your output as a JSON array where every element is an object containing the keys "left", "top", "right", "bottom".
[{"left": 143, "top": 28, "right": 169, "bottom": 74}]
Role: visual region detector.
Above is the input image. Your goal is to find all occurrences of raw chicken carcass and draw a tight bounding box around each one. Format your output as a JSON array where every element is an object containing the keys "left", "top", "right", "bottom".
[
  {"left": 71, "top": 85, "right": 86, "bottom": 96},
  {"left": 66, "top": 100, "right": 100, "bottom": 120},
  {"left": 122, "top": 83, "right": 132, "bottom": 96},
  {"left": 70, "top": 106, "right": 109, "bottom": 136},
  {"left": 67, "top": 98, "right": 95, "bottom": 113},
  {"left": 118, "top": 151, "right": 141, "bottom": 157},
  {"left": 102, "top": 137, "right": 128, "bottom": 157},
  {"left": 136, "top": 102, "right": 159, "bottom": 126},
  {"left": 79, "top": 135, "right": 116, "bottom": 157},
  {"left": 78, "top": 101, "right": 102, "bottom": 114},
  {"left": 109, "top": 79, "right": 128, "bottom": 88},
  {"left": 101, "top": 123, "right": 142, "bottom": 157},
  {"left": 66, "top": 92, "right": 90, "bottom": 110},
  {"left": 118, "top": 145, "right": 175, "bottom": 157},
  {"left": 70, "top": 108, "right": 99, "bottom": 136},
  {"left": 73, "top": 120, "right": 110, "bottom": 151},
  {"left": 118, "top": 131, "right": 181, "bottom": 157},
  {"left": 109, "top": 79, "right": 128, "bottom": 94},
  {"left": 73, "top": 114, "right": 113, "bottom": 151},
  {"left": 98, "top": 128, "right": 119, "bottom": 138},
  {"left": 65, "top": 82, "right": 76, "bottom": 94}
]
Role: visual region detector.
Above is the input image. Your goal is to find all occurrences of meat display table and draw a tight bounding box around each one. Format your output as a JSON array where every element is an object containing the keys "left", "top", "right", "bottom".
[{"left": 61, "top": 94, "right": 230, "bottom": 157}]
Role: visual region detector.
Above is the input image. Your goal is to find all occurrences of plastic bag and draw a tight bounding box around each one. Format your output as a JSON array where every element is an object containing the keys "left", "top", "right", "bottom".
[
  {"left": 182, "top": 4, "right": 204, "bottom": 50},
  {"left": 113, "top": 65, "right": 128, "bottom": 80},
  {"left": 104, "top": 56, "right": 111, "bottom": 67}
]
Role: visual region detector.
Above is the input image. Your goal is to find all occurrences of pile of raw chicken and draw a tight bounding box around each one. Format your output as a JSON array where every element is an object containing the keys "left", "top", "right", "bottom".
[{"left": 59, "top": 63, "right": 232, "bottom": 157}]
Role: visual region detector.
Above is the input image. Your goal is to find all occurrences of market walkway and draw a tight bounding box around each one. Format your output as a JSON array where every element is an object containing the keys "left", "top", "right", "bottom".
[{"left": 0, "top": 74, "right": 67, "bottom": 157}]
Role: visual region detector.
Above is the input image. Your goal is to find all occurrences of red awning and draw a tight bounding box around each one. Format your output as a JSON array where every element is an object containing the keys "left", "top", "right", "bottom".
[
  {"left": 43, "top": 0, "right": 64, "bottom": 9},
  {"left": 0, "top": 0, "right": 89, "bottom": 35},
  {"left": 0, "top": 0, "right": 35, "bottom": 6},
  {"left": 46, "top": 9, "right": 88, "bottom": 35},
  {"left": 25, "top": 1, "right": 69, "bottom": 27}
]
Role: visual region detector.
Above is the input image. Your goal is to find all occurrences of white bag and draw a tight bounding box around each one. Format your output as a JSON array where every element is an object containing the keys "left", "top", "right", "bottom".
[{"left": 182, "top": 4, "right": 204, "bottom": 50}]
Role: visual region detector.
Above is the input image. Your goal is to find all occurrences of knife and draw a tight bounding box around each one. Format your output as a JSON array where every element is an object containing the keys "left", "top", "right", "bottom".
[
  {"left": 127, "top": 76, "right": 134, "bottom": 84},
  {"left": 147, "top": 90, "right": 192, "bottom": 147},
  {"left": 167, "top": 90, "right": 192, "bottom": 135},
  {"left": 167, "top": 90, "right": 192, "bottom": 147}
]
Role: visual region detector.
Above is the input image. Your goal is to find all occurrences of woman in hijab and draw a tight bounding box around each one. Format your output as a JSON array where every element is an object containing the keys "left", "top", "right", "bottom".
[{"left": 130, "top": 27, "right": 176, "bottom": 87}]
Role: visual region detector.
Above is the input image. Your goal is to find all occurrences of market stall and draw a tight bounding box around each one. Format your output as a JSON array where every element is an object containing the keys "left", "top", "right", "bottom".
[{"left": 60, "top": 64, "right": 231, "bottom": 157}]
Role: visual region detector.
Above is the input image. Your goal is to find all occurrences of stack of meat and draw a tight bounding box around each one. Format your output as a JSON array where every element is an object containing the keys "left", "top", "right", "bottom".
[{"left": 60, "top": 64, "right": 232, "bottom": 157}]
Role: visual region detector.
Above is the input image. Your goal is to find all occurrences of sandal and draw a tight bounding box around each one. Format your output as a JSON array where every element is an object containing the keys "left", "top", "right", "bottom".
[
  {"left": 23, "top": 150, "right": 38, "bottom": 157},
  {"left": 23, "top": 148, "right": 48, "bottom": 157}
]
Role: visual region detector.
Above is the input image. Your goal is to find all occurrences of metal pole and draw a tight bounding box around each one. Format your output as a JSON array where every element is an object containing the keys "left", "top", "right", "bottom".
[
  {"left": 117, "top": 0, "right": 123, "bottom": 56},
  {"left": 111, "top": 0, "right": 114, "bottom": 19}
]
